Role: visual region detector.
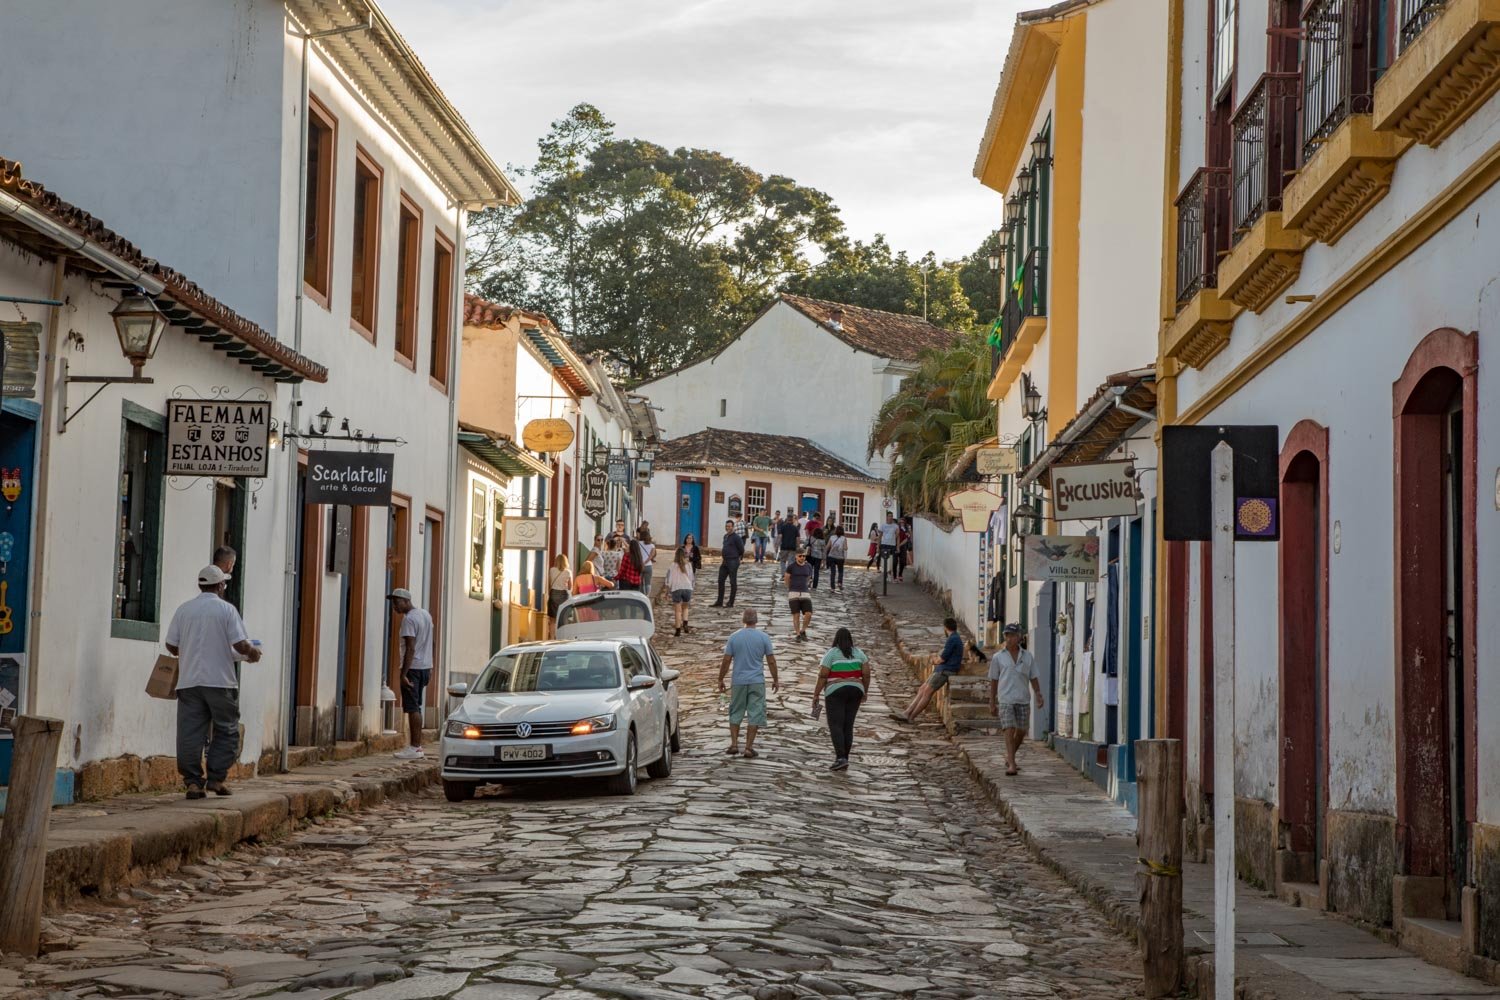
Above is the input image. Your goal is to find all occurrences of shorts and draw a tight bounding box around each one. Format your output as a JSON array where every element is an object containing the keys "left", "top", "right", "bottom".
[
  {"left": 728, "top": 683, "right": 767, "bottom": 727},
  {"left": 788, "top": 593, "right": 812, "bottom": 614},
  {"left": 999, "top": 702, "right": 1031, "bottom": 731},
  {"left": 926, "top": 670, "right": 956, "bottom": 691},
  {"left": 671, "top": 589, "right": 693, "bottom": 604},
  {"left": 401, "top": 669, "right": 431, "bottom": 713}
]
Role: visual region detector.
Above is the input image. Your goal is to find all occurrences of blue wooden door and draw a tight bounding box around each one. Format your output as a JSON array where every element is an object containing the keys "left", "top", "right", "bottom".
[
  {"left": 677, "top": 481, "right": 704, "bottom": 545},
  {"left": 800, "top": 493, "right": 819, "bottom": 517}
]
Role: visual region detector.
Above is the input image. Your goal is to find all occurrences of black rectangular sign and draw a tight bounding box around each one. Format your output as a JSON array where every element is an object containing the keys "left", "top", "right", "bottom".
[
  {"left": 306, "top": 451, "right": 394, "bottom": 506},
  {"left": 1161, "top": 425, "right": 1279, "bottom": 541}
]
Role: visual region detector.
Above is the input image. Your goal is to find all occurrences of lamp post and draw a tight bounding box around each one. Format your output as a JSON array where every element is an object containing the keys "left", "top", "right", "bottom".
[{"left": 109, "top": 292, "right": 169, "bottom": 379}]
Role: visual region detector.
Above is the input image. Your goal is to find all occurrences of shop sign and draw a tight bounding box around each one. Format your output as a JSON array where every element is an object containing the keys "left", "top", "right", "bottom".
[
  {"left": 607, "top": 455, "right": 631, "bottom": 485},
  {"left": 976, "top": 447, "right": 1019, "bottom": 477},
  {"left": 502, "top": 515, "right": 548, "bottom": 550},
  {"left": 522, "top": 417, "right": 575, "bottom": 454},
  {"left": 1051, "top": 460, "right": 1138, "bottom": 520},
  {"left": 166, "top": 399, "right": 272, "bottom": 478},
  {"left": 727, "top": 494, "right": 742, "bottom": 518},
  {"left": 0, "top": 322, "right": 41, "bottom": 400},
  {"left": 582, "top": 467, "right": 609, "bottom": 519},
  {"left": 1023, "top": 534, "right": 1101, "bottom": 582},
  {"left": 305, "top": 450, "right": 394, "bottom": 506},
  {"left": 946, "top": 486, "right": 1004, "bottom": 532}
]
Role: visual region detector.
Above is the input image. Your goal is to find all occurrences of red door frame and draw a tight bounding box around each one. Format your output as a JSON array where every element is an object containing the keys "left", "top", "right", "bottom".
[
  {"left": 1278, "top": 420, "right": 1330, "bottom": 866},
  {"left": 1165, "top": 541, "right": 1189, "bottom": 750},
  {"left": 1393, "top": 328, "right": 1478, "bottom": 880}
]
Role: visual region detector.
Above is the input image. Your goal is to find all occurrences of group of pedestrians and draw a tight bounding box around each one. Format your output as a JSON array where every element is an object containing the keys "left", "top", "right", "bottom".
[{"left": 865, "top": 512, "right": 912, "bottom": 580}]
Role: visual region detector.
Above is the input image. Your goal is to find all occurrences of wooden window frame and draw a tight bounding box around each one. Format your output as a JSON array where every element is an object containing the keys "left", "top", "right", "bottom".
[
  {"left": 303, "top": 94, "right": 337, "bottom": 310},
  {"left": 111, "top": 401, "right": 166, "bottom": 640},
  {"left": 429, "top": 231, "right": 455, "bottom": 391},
  {"left": 424, "top": 505, "right": 445, "bottom": 703},
  {"left": 349, "top": 144, "right": 383, "bottom": 343},
  {"left": 394, "top": 192, "right": 422, "bottom": 369},
  {"left": 295, "top": 450, "right": 325, "bottom": 728},
  {"left": 386, "top": 493, "right": 411, "bottom": 691},
  {"left": 744, "top": 480, "right": 772, "bottom": 517},
  {"left": 837, "top": 490, "right": 863, "bottom": 537},
  {"left": 341, "top": 504, "right": 370, "bottom": 735},
  {"left": 469, "top": 479, "right": 488, "bottom": 601}
]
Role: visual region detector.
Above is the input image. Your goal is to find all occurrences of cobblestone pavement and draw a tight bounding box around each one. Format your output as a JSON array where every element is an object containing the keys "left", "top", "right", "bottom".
[{"left": 2, "top": 560, "right": 1142, "bottom": 1000}]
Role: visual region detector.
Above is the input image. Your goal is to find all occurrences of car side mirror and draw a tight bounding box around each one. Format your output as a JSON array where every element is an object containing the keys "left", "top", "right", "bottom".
[
  {"left": 446, "top": 682, "right": 469, "bottom": 697},
  {"left": 660, "top": 669, "right": 681, "bottom": 683},
  {"left": 628, "top": 674, "right": 657, "bottom": 690}
]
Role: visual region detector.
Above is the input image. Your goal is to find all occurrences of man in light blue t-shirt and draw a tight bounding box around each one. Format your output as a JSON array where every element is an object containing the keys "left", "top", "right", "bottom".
[{"left": 717, "top": 609, "right": 780, "bottom": 758}]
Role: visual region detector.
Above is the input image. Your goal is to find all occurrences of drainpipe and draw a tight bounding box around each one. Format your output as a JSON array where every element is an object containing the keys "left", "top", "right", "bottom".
[
  {"left": 279, "top": 14, "right": 372, "bottom": 771},
  {"left": 438, "top": 206, "right": 466, "bottom": 707},
  {"left": 20, "top": 257, "right": 65, "bottom": 715}
]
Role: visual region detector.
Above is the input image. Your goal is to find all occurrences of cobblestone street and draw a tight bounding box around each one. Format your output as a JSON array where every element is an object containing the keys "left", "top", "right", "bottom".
[{"left": 4, "top": 561, "right": 1141, "bottom": 1000}]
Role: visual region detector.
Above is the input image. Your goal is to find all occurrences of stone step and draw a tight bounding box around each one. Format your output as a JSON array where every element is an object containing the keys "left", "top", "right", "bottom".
[
  {"left": 948, "top": 702, "right": 997, "bottom": 720},
  {"left": 331, "top": 741, "right": 364, "bottom": 761},
  {"left": 954, "top": 718, "right": 1006, "bottom": 730},
  {"left": 285, "top": 745, "right": 323, "bottom": 769}
]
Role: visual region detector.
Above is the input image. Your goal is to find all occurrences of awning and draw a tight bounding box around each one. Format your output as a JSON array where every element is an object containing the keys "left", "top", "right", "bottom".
[
  {"left": 523, "top": 327, "right": 590, "bottom": 397},
  {"left": 457, "top": 422, "right": 553, "bottom": 479},
  {"left": 1019, "top": 367, "right": 1156, "bottom": 490}
]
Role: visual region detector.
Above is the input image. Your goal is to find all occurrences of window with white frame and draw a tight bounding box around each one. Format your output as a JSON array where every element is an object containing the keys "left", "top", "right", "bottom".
[
  {"left": 840, "top": 493, "right": 862, "bottom": 536},
  {"left": 746, "top": 484, "right": 767, "bottom": 515},
  {"left": 469, "top": 481, "right": 487, "bottom": 600},
  {"left": 1213, "top": 0, "right": 1237, "bottom": 96}
]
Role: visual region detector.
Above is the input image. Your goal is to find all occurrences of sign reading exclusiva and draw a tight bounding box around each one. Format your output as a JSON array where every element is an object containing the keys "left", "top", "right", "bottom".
[{"left": 305, "top": 451, "right": 394, "bottom": 506}]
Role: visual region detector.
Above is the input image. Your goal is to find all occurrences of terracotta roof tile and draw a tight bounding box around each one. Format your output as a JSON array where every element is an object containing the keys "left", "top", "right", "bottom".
[
  {"left": 0, "top": 157, "right": 327, "bottom": 383},
  {"left": 657, "top": 428, "right": 879, "bottom": 483},
  {"left": 778, "top": 293, "right": 958, "bottom": 362}
]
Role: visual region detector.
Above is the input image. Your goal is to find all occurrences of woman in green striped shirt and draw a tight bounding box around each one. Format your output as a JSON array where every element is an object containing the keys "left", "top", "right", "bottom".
[{"left": 812, "top": 627, "right": 870, "bottom": 771}]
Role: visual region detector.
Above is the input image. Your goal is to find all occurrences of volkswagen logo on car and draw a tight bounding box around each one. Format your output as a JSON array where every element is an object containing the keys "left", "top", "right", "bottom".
[{"left": 516, "top": 722, "right": 532, "bottom": 739}]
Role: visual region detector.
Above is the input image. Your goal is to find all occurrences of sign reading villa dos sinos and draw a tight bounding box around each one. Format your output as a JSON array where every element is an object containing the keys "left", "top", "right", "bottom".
[
  {"left": 1051, "top": 460, "right": 1139, "bottom": 521},
  {"left": 166, "top": 399, "right": 272, "bottom": 477}
]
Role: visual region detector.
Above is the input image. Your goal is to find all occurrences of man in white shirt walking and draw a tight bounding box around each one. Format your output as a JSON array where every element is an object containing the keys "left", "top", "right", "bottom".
[
  {"left": 166, "top": 565, "right": 261, "bottom": 799},
  {"left": 988, "top": 623, "right": 1043, "bottom": 776},
  {"left": 388, "top": 588, "right": 435, "bottom": 759}
]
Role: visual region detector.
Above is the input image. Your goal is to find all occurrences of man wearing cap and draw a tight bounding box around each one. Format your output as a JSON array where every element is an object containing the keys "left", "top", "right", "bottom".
[
  {"left": 988, "top": 623, "right": 1043, "bottom": 776},
  {"left": 165, "top": 565, "right": 261, "bottom": 799},
  {"left": 388, "top": 588, "right": 434, "bottom": 759}
]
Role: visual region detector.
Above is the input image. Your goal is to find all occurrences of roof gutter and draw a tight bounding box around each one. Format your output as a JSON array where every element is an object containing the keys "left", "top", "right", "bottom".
[
  {"left": 1019, "top": 367, "right": 1155, "bottom": 488},
  {"left": 0, "top": 189, "right": 166, "bottom": 295}
]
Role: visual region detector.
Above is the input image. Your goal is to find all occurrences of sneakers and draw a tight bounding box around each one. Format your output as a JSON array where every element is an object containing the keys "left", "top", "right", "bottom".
[
  {"left": 832, "top": 758, "right": 849, "bottom": 771},
  {"left": 394, "top": 746, "right": 425, "bottom": 760}
]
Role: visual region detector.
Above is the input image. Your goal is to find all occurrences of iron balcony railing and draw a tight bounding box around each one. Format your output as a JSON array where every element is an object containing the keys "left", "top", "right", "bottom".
[
  {"left": 1231, "top": 72, "right": 1302, "bottom": 239},
  {"left": 1302, "top": 0, "right": 1380, "bottom": 161},
  {"left": 992, "top": 246, "right": 1048, "bottom": 374},
  {"left": 1175, "top": 166, "right": 1232, "bottom": 304},
  {"left": 1399, "top": 0, "right": 1448, "bottom": 51}
]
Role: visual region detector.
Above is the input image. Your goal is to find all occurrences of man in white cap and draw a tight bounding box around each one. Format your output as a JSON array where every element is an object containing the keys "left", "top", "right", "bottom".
[
  {"left": 387, "top": 588, "right": 434, "bottom": 759},
  {"left": 166, "top": 565, "right": 261, "bottom": 798}
]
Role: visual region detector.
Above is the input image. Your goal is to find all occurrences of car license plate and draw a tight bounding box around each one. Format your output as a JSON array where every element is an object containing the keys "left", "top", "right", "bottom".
[{"left": 499, "top": 744, "right": 549, "bottom": 762}]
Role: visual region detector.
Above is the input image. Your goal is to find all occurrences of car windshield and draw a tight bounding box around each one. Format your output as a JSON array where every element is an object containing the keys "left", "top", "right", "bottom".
[
  {"left": 556, "top": 596, "right": 650, "bottom": 629},
  {"left": 473, "top": 649, "right": 621, "bottom": 694}
]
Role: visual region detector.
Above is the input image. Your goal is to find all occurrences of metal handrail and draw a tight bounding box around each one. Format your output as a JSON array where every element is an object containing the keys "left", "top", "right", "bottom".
[
  {"left": 1231, "top": 72, "right": 1301, "bottom": 240},
  {"left": 1175, "top": 167, "right": 1231, "bottom": 304},
  {"left": 993, "top": 247, "right": 1048, "bottom": 374},
  {"left": 1399, "top": 0, "right": 1448, "bottom": 51}
]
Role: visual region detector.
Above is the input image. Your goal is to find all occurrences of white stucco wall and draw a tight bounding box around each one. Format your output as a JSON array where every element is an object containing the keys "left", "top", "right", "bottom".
[
  {"left": 0, "top": 0, "right": 289, "bottom": 328},
  {"left": 636, "top": 301, "right": 902, "bottom": 478},
  {"left": 912, "top": 517, "right": 984, "bottom": 637},
  {"left": 1178, "top": 0, "right": 1209, "bottom": 186}
]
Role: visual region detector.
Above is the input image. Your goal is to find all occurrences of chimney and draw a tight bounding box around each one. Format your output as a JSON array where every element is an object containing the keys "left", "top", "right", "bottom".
[{"left": 828, "top": 308, "right": 843, "bottom": 332}]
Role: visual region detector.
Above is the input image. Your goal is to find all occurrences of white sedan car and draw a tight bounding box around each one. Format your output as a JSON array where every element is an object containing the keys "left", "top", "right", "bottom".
[{"left": 439, "top": 591, "right": 680, "bottom": 801}]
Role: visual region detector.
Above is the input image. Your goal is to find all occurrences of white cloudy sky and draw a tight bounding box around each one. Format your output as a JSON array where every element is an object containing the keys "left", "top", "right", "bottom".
[{"left": 380, "top": 0, "right": 1031, "bottom": 260}]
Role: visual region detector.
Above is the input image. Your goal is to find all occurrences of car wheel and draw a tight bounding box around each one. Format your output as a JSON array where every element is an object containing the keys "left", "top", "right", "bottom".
[
  {"left": 669, "top": 717, "right": 682, "bottom": 753},
  {"left": 442, "top": 780, "right": 476, "bottom": 803},
  {"left": 607, "top": 731, "right": 638, "bottom": 796},
  {"left": 647, "top": 725, "right": 673, "bottom": 779}
]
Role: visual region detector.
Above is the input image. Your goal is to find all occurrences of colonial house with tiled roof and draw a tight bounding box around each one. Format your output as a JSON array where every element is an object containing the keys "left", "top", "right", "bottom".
[
  {"left": 642, "top": 429, "right": 886, "bottom": 553},
  {"left": 0, "top": 1, "right": 514, "bottom": 784},
  {"left": 634, "top": 293, "right": 956, "bottom": 534}
]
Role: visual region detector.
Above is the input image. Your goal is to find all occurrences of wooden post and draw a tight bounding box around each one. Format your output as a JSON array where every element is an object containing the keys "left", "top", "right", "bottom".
[
  {"left": 0, "top": 715, "right": 64, "bottom": 956},
  {"left": 1136, "top": 738, "right": 1184, "bottom": 997},
  {"left": 1211, "top": 442, "right": 1237, "bottom": 997}
]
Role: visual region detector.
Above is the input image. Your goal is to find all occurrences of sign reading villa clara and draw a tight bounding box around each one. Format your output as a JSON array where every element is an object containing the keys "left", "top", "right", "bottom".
[
  {"left": 166, "top": 399, "right": 271, "bottom": 477},
  {"left": 305, "top": 451, "right": 394, "bottom": 506}
]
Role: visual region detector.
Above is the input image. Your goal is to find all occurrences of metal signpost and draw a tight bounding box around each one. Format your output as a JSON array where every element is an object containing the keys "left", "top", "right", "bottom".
[{"left": 1211, "top": 441, "right": 1236, "bottom": 998}]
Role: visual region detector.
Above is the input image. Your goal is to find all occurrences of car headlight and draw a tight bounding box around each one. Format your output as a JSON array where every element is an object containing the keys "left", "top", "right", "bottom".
[
  {"left": 571, "top": 714, "right": 616, "bottom": 735},
  {"left": 445, "top": 720, "right": 483, "bottom": 738}
]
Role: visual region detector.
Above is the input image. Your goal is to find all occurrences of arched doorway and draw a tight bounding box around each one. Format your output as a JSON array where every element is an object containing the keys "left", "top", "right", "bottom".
[
  {"left": 1278, "top": 420, "right": 1328, "bottom": 889},
  {"left": 1393, "top": 328, "right": 1477, "bottom": 921}
]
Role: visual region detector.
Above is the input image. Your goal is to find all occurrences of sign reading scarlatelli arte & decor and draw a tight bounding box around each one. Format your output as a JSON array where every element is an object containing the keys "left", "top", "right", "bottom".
[{"left": 305, "top": 450, "right": 394, "bottom": 506}]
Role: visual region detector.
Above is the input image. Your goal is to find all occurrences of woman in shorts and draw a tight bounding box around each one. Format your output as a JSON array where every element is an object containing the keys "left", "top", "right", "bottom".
[{"left": 663, "top": 547, "right": 696, "bottom": 636}]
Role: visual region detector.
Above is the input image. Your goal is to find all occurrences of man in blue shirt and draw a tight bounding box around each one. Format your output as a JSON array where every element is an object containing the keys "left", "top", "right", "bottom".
[
  {"left": 711, "top": 519, "right": 746, "bottom": 608},
  {"left": 894, "top": 617, "right": 969, "bottom": 723},
  {"left": 717, "top": 609, "right": 780, "bottom": 758}
]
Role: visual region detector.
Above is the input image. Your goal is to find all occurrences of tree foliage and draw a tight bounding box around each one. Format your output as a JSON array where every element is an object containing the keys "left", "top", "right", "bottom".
[
  {"left": 466, "top": 104, "right": 843, "bottom": 382},
  {"left": 781, "top": 236, "right": 977, "bottom": 332},
  {"left": 868, "top": 332, "right": 996, "bottom": 514}
]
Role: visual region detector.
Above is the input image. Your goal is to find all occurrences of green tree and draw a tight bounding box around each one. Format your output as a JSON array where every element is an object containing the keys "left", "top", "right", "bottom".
[
  {"left": 466, "top": 104, "right": 844, "bottom": 382},
  {"left": 781, "top": 237, "right": 977, "bottom": 332},
  {"left": 868, "top": 332, "right": 996, "bottom": 514},
  {"left": 956, "top": 229, "right": 1005, "bottom": 329}
]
